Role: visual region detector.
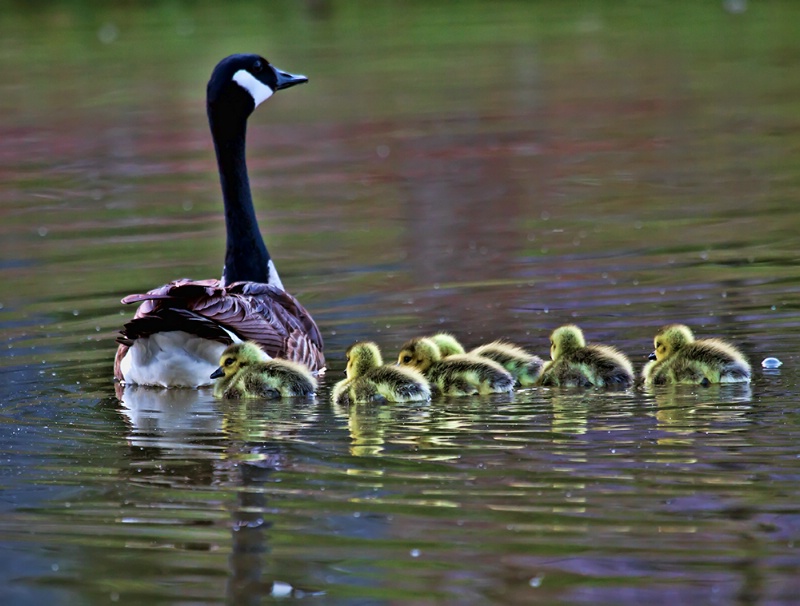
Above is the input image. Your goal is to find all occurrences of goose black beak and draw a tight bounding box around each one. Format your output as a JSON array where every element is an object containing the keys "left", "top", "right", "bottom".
[
  {"left": 648, "top": 352, "right": 657, "bottom": 361},
  {"left": 272, "top": 66, "right": 308, "bottom": 91},
  {"left": 210, "top": 366, "right": 225, "bottom": 379}
]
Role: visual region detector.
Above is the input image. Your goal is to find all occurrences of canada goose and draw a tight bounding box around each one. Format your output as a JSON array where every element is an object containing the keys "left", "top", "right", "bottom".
[
  {"left": 537, "top": 325, "right": 634, "bottom": 388},
  {"left": 332, "top": 341, "right": 431, "bottom": 405},
  {"left": 397, "top": 337, "right": 514, "bottom": 396},
  {"left": 430, "top": 333, "right": 543, "bottom": 386},
  {"left": 642, "top": 324, "right": 751, "bottom": 386},
  {"left": 114, "top": 54, "right": 324, "bottom": 388},
  {"left": 211, "top": 342, "right": 316, "bottom": 399}
]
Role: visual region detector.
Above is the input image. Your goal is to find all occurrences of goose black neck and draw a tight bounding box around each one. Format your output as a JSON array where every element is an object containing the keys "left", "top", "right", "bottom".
[{"left": 209, "top": 109, "right": 271, "bottom": 286}]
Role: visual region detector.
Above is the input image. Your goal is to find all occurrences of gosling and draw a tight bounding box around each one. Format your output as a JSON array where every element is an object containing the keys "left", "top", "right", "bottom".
[
  {"left": 429, "top": 332, "right": 543, "bottom": 386},
  {"left": 642, "top": 324, "right": 751, "bottom": 386},
  {"left": 429, "top": 332, "right": 466, "bottom": 357},
  {"left": 332, "top": 341, "right": 431, "bottom": 405},
  {"left": 397, "top": 337, "right": 514, "bottom": 396},
  {"left": 211, "top": 342, "right": 317, "bottom": 399},
  {"left": 537, "top": 325, "right": 634, "bottom": 388}
]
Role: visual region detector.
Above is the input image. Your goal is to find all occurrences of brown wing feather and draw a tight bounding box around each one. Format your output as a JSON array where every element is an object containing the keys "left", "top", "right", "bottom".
[{"left": 114, "top": 279, "right": 325, "bottom": 380}]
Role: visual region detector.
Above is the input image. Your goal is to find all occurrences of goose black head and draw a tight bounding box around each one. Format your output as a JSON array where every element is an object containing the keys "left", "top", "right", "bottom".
[{"left": 207, "top": 53, "right": 308, "bottom": 121}]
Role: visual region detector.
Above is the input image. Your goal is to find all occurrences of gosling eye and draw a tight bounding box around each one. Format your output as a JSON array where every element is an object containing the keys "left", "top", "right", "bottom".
[
  {"left": 224, "top": 357, "right": 235, "bottom": 366},
  {"left": 402, "top": 355, "right": 412, "bottom": 364}
]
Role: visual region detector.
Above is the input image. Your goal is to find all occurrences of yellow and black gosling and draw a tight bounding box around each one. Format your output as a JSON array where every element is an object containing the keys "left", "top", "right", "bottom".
[
  {"left": 429, "top": 332, "right": 544, "bottom": 387},
  {"left": 537, "top": 325, "right": 634, "bottom": 389},
  {"left": 211, "top": 342, "right": 317, "bottom": 399},
  {"left": 332, "top": 341, "right": 431, "bottom": 405},
  {"left": 642, "top": 324, "right": 751, "bottom": 387},
  {"left": 429, "top": 332, "right": 466, "bottom": 357},
  {"left": 397, "top": 337, "right": 514, "bottom": 396}
]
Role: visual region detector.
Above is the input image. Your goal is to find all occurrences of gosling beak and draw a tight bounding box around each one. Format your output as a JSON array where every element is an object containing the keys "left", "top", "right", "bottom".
[
  {"left": 272, "top": 66, "right": 308, "bottom": 91},
  {"left": 648, "top": 352, "right": 657, "bottom": 361},
  {"left": 210, "top": 366, "right": 225, "bottom": 379}
]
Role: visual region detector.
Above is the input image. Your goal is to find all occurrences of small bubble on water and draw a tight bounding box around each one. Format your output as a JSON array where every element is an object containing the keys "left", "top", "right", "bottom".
[
  {"left": 51, "top": 563, "right": 59, "bottom": 572},
  {"left": 529, "top": 575, "right": 544, "bottom": 588},
  {"left": 110, "top": 592, "right": 120, "bottom": 602},
  {"left": 98, "top": 22, "right": 119, "bottom": 44},
  {"left": 376, "top": 144, "right": 390, "bottom": 159},
  {"left": 724, "top": 0, "right": 747, "bottom": 14},
  {"left": 410, "top": 548, "right": 421, "bottom": 558},
  {"left": 37, "top": 227, "right": 48, "bottom": 237},
  {"left": 271, "top": 582, "right": 293, "bottom": 598},
  {"left": 761, "top": 357, "right": 782, "bottom": 369}
]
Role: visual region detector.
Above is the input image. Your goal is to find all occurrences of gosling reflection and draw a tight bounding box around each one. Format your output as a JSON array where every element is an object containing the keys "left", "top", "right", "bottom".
[
  {"left": 652, "top": 383, "right": 753, "bottom": 443},
  {"left": 334, "top": 400, "right": 394, "bottom": 457},
  {"left": 550, "top": 392, "right": 591, "bottom": 437}
]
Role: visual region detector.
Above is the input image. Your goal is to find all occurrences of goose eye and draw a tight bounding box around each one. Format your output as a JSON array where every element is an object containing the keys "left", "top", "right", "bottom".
[
  {"left": 252, "top": 60, "right": 263, "bottom": 73},
  {"left": 224, "top": 357, "right": 235, "bottom": 366}
]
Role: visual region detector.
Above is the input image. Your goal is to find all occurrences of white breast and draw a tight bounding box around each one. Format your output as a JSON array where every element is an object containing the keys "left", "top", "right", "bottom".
[{"left": 119, "top": 331, "right": 235, "bottom": 388}]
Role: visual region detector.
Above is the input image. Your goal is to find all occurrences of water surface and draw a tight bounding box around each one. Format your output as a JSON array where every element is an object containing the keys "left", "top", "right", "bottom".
[{"left": 1, "top": 1, "right": 799, "bottom": 604}]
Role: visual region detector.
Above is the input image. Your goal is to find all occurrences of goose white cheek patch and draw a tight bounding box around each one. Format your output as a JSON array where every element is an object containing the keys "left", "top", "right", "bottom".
[{"left": 233, "top": 69, "right": 274, "bottom": 107}]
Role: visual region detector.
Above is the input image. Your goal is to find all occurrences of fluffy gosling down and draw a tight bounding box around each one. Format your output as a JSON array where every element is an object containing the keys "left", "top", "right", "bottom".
[
  {"left": 537, "top": 325, "right": 634, "bottom": 388},
  {"left": 429, "top": 333, "right": 467, "bottom": 357},
  {"left": 211, "top": 342, "right": 317, "bottom": 399},
  {"left": 429, "top": 332, "right": 544, "bottom": 386},
  {"left": 642, "top": 324, "right": 751, "bottom": 386},
  {"left": 397, "top": 337, "right": 514, "bottom": 396},
  {"left": 332, "top": 341, "right": 431, "bottom": 405}
]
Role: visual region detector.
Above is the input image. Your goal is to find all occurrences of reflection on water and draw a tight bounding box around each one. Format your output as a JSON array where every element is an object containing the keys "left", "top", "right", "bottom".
[
  {"left": 3, "top": 0, "right": 800, "bottom": 604},
  {"left": 652, "top": 383, "right": 754, "bottom": 443}
]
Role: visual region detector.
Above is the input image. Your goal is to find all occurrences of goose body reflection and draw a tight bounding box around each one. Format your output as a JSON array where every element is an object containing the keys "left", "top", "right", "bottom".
[
  {"left": 642, "top": 324, "right": 751, "bottom": 386},
  {"left": 114, "top": 53, "right": 323, "bottom": 388},
  {"left": 212, "top": 342, "right": 316, "bottom": 399},
  {"left": 537, "top": 325, "right": 634, "bottom": 388}
]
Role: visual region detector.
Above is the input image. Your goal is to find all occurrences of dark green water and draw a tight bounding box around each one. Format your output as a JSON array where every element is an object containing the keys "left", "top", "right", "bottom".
[{"left": 1, "top": 1, "right": 799, "bottom": 604}]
